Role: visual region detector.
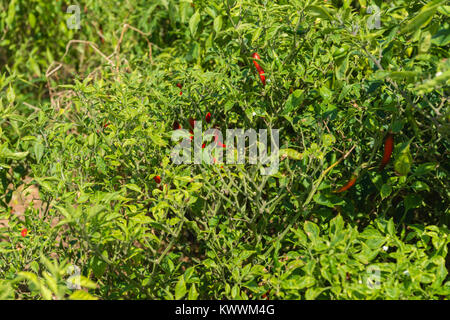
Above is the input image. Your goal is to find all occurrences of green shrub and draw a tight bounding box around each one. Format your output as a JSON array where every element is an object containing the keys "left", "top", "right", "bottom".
[{"left": 0, "top": 0, "right": 449, "bottom": 299}]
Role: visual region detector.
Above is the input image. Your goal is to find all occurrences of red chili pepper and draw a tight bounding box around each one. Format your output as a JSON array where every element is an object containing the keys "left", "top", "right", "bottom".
[
  {"left": 214, "top": 132, "right": 226, "bottom": 148},
  {"left": 176, "top": 83, "right": 183, "bottom": 95},
  {"left": 335, "top": 176, "right": 357, "bottom": 193},
  {"left": 379, "top": 133, "right": 394, "bottom": 171},
  {"left": 189, "top": 118, "right": 195, "bottom": 129},
  {"left": 202, "top": 143, "right": 206, "bottom": 149},
  {"left": 173, "top": 121, "right": 181, "bottom": 130},
  {"left": 252, "top": 53, "right": 266, "bottom": 86},
  {"left": 21, "top": 228, "right": 28, "bottom": 237},
  {"left": 205, "top": 112, "right": 211, "bottom": 123},
  {"left": 99, "top": 25, "right": 105, "bottom": 44},
  {"left": 258, "top": 70, "right": 266, "bottom": 86},
  {"left": 153, "top": 175, "right": 161, "bottom": 184},
  {"left": 252, "top": 53, "right": 262, "bottom": 71}
]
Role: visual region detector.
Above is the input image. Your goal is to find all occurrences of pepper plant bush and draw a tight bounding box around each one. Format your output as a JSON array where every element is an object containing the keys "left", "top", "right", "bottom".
[{"left": 0, "top": 0, "right": 449, "bottom": 299}]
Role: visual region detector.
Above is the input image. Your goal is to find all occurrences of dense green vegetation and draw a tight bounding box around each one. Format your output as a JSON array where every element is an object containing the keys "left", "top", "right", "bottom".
[{"left": 0, "top": 0, "right": 449, "bottom": 300}]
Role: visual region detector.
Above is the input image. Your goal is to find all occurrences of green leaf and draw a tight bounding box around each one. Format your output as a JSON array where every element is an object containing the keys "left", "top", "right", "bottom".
[
  {"left": 280, "top": 148, "right": 303, "bottom": 160},
  {"left": 124, "top": 184, "right": 142, "bottom": 194},
  {"left": 431, "top": 28, "right": 450, "bottom": 46},
  {"left": 28, "top": 13, "right": 36, "bottom": 29},
  {"left": 213, "top": 15, "right": 222, "bottom": 33},
  {"left": 6, "top": 0, "right": 16, "bottom": 27},
  {"left": 7, "top": 85, "right": 15, "bottom": 103},
  {"left": 388, "top": 71, "right": 419, "bottom": 83},
  {"left": 175, "top": 276, "right": 187, "bottom": 300},
  {"left": 394, "top": 143, "right": 413, "bottom": 176},
  {"left": 79, "top": 276, "right": 97, "bottom": 289},
  {"left": 438, "top": 5, "right": 450, "bottom": 16},
  {"left": 305, "top": 5, "right": 334, "bottom": 21},
  {"left": 414, "top": 163, "right": 437, "bottom": 176},
  {"left": 188, "top": 284, "right": 199, "bottom": 300},
  {"left": 313, "top": 193, "right": 345, "bottom": 208},
  {"left": 91, "top": 257, "right": 107, "bottom": 279},
  {"left": 404, "top": 194, "right": 422, "bottom": 212},
  {"left": 281, "top": 275, "right": 316, "bottom": 290},
  {"left": 401, "top": 1, "right": 442, "bottom": 34},
  {"left": 336, "top": 54, "right": 349, "bottom": 80},
  {"left": 0, "top": 146, "right": 29, "bottom": 161},
  {"left": 322, "top": 134, "right": 336, "bottom": 147},
  {"left": 305, "top": 287, "right": 326, "bottom": 300},
  {"left": 380, "top": 184, "right": 392, "bottom": 200},
  {"left": 69, "top": 290, "right": 98, "bottom": 300},
  {"left": 419, "top": 31, "right": 432, "bottom": 53},
  {"left": 231, "top": 284, "right": 239, "bottom": 299},
  {"left": 319, "top": 86, "right": 332, "bottom": 101},
  {"left": 33, "top": 141, "right": 44, "bottom": 163},
  {"left": 34, "top": 178, "right": 55, "bottom": 193},
  {"left": 304, "top": 221, "right": 320, "bottom": 242},
  {"left": 189, "top": 11, "right": 201, "bottom": 36},
  {"left": 282, "top": 89, "right": 304, "bottom": 115}
]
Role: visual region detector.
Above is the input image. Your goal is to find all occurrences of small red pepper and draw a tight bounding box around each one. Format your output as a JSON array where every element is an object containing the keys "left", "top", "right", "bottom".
[
  {"left": 379, "top": 133, "right": 394, "bottom": 171},
  {"left": 335, "top": 176, "right": 357, "bottom": 193},
  {"left": 153, "top": 175, "right": 161, "bottom": 184},
  {"left": 214, "top": 132, "right": 226, "bottom": 148},
  {"left": 252, "top": 53, "right": 266, "bottom": 86},
  {"left": 21, "top": 228, "right": 28, "bottom": 237},
  {"left": 176, "top": 83, "right": 183, "bottom": 95},
  {"left": 99, "top": 25, "right": 105, "bottom": 44},
  {"left": 189, "top": 118, "right": 195, "bottom": 129},
  {"left": 205, "top": 112, "right": 211, "bottom": 123},
  {"left": 173, "top": 121, "right": 181, "bottom": 130}
]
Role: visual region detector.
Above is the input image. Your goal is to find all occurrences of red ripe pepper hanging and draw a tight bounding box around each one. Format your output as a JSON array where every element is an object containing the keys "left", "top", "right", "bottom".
[
  {"left": 379, "top": 133, "right": 394, "bottom": 171},
  {"left": 189, "top": 118, "right": 195, "bottom": 129},
  {"left": 205, "top": 112, "right": 211, "bottom": 123},
  {"left": 214, "top": 131, "right": 226, "bottom": 148},
  {"left": 173, "top": 121, "right": 181, "bottom": 130},
  {"left": 176, "top": 83, "right": 182, "bottom": 95},
  {"left": 335, "top": 176, "right": 357, "bottom": 193},
  {"left": 252, "top": 53, "right": 266, "bottom": 86}
]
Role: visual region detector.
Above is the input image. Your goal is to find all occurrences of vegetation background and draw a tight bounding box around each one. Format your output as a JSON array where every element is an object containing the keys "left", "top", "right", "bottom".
[{"left": 0, "top": 0, "right": 449, "bottom": 300}]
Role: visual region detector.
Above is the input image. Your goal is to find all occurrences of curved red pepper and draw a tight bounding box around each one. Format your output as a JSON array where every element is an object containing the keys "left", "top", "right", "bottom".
[
  {"left": 173, "top": 121, "right": 181, "bottom": 130},
  {"left": 189, "top": 118, "right": 195, "bottom": 129},
  {"left": 335, "top": 176, "right": 357, "bottom": 193},
  {"left": 214, "top": 131, "right": 226, "bottom": 148},
  {"left": 379, "top": 133, "right": 394, "bottom": 171},
  {"left": 252, "top": 53, "right": 266, "bottom": 86},
  {"left": 205, "top": 112, "right": 211, "bottom": 123}
]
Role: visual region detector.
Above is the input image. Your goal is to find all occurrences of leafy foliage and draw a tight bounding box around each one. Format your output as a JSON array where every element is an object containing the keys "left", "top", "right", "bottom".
[{"left": 0, "top": 0, "right": 449, "bottom": 299}]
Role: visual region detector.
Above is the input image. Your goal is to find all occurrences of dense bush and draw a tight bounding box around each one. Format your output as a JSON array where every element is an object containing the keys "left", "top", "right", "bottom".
[{"left": 0, "top": 0, "right": 449, "bottom": 299}]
